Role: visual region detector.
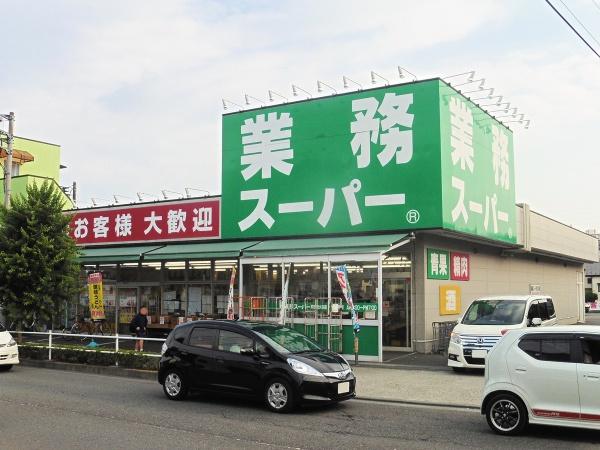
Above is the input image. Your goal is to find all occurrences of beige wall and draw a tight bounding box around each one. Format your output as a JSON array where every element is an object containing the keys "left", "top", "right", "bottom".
[
  {"left": 413, "top": 234, "right": 584, "bottom": 353},
  {"left": 517, "top": 204, "right": 598, "bottom": 262}
]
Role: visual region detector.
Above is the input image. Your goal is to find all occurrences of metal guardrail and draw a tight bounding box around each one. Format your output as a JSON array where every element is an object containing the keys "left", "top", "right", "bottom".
[{"left": 8, "top": 330, "right": 166, "bottom": 364}]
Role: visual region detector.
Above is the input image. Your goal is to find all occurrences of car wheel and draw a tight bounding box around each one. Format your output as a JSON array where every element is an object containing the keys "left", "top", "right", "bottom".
[
  {"left": 162, "top": 370, "right": 188, "bottom": 401},
  {"left": 485, "top": 393, "right": 528, "bottom": 435},
  {"left": 264, "top": 378, "right": 295, "bottom": 413},
  {"left": 0, "top": 365, "right": 13, "bottom": 372}
]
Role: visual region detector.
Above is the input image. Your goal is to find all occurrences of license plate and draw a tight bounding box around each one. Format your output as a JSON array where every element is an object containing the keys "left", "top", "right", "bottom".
[
  {"left": 472, "top": 349, "right": 488, "bottom": 359},
  {"left": 337, "top": 382, "right": 350, "bottom": 394}
]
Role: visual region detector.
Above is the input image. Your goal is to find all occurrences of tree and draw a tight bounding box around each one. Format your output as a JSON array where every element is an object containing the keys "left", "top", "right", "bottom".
[
  {"left": 0, "top": 181, "right": 79, "bottom": 329},
  {"left": 585, "top": 290, "right": 598, "bottom": 302}
]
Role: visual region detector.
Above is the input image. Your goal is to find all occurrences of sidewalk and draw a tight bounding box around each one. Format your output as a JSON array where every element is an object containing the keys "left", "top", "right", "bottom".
[
  {"left": 353, "top": 365, "right": 483, "bottom": 409},
  {"left": 21, "top": 358, "right": 483, "bottom": 409}
]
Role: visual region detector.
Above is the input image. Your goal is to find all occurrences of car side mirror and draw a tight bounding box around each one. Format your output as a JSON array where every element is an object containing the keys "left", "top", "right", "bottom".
[
  {"left": 531, "top": 317, "right": 542, "bottom": 327},
  {"left": 240, "top": 347, "right": 256, "bottom": 356}
]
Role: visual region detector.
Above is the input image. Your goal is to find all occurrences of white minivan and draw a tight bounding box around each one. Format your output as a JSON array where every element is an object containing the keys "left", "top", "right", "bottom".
[
  {"left": 0, "top": 322, "right": 19, "bottom": 371},
  {"left": 448, "top": 295, "right": 557, "bottom": 370}
]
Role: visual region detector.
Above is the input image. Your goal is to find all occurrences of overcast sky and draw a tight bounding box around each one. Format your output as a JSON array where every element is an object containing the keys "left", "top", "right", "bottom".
[{"left": 1, "top": 0, "right": 599, "bottom": 231}]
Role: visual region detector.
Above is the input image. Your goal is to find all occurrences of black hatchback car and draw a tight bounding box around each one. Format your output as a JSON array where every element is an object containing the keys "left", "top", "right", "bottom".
[{"left": 158, "top": 320, "right": 356, "bottom": 412}]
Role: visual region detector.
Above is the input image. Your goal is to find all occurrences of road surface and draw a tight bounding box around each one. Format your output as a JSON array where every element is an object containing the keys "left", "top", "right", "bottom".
[{"left": 1, "top": 366, "right": 599, "bottom": 449}]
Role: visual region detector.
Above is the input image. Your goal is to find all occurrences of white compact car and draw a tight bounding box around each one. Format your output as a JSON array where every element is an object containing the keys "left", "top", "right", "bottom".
[
  {"left": 448, "top": 296, "right": 557, "bottom": 370},
  {"left": 482, "top": 326, "right": 600, "bottom": 435},
  {"left": 0, "top": 323, "right": 19, "bottom": 371}
]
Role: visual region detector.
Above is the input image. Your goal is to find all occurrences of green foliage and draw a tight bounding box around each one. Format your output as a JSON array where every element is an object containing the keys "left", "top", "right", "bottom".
[
  {"left": 585, "top": 291, "right": 598, "bottom": 302},
  {"left": 0, "top": 181, "right": 79, "bottom": 327},
  {"left": 19, "top": 344, "right": 160, "bottom": 370}
]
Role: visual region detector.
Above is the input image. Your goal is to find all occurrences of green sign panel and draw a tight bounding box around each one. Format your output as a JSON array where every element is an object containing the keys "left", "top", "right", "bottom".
[
  {"left": 439, "top": 84, "right": 516, "bottom": 243},
  {"left": 427, "top": 248, "right": 450, "bottom": 280},
  {"left": 222, "top": 79, "right": 516, "bottom": 244}
]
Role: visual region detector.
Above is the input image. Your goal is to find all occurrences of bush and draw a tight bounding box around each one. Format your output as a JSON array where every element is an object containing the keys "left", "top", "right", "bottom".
[
  {"left": 585, "top": 291, "right": 598, "bottom": 302},
  {"left": 19, "top": 345, "right": 159, "bottom": 370}
]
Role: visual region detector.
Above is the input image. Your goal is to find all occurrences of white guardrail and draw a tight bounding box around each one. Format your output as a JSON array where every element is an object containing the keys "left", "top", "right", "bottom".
[{"left": 8, "top": 330, "right": 167, "bottom": 364}]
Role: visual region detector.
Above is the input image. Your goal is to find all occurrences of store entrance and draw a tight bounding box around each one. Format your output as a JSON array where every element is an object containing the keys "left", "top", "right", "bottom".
[{"left": 382, "top": 257, "right": 412, "bottom": 350}]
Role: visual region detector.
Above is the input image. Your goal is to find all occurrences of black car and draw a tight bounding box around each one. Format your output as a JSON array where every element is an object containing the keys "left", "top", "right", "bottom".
[{"left": 158, "top": 320, "right": 356, "bottom": 413}]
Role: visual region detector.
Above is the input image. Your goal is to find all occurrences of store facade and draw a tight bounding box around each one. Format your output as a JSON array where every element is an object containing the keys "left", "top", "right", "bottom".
[{"left": 69, "top": 78, "right": 598, "bottom": 361}]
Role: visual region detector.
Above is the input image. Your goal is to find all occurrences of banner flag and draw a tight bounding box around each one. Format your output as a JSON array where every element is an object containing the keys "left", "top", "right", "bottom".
[
  {"left": 279, "top": 264, "right": 291, "bottom": 325},
  {"left": 335, "top": 265, "right": 360, "bottom": 333},
  {"left": 227, "top": 266, "right": 237, "bottom": 320},
  {"left": 87, "top": 272, "right": 105, "bottom": 320}
]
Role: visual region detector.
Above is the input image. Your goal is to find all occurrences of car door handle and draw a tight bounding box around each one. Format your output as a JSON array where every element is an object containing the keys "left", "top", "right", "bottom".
[
  {"left": 260, "top": 361, "right": 270, "bottom": 366},
  {"left": 515, "top": 367, "right": 527, "bottom": 373},
  {"left": 216, "top": 359, "right": 225, "bottom": 364},
  {"left": 584, "top": 374, "right": 600, "bottom": 381}
]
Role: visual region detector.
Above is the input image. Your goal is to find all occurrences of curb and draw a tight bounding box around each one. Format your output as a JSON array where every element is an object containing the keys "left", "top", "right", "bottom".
[
  {"left": 20, "top": 359, "right": 157, "bottom": 381},
  {"left": 352, "top": 362, "right": 451, "bottom": 372},
  {"left": 355, "top": 396, "right": 479, "bottom": 411}
]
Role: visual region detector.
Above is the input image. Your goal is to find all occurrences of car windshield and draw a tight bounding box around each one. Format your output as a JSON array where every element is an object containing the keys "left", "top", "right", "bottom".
[
  {"left": 252, "top": 325, "right": 323, "bottom": 354},
  {"left": 462, "top": 300, "right": 526, "bottom": 325}
]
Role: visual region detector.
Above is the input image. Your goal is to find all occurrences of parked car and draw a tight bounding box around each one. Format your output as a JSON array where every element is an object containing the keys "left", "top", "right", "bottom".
[
  {"left": 158, "top": 320, "right": 356, "bottom": 413},
  {"left": 448, "top": 296, "right": 557, "bottom": 370},
  {"left": 482, "top": 326, "right": 600, "bottom": 435},
  {"left": 0, "top": 322, "right": 19, "bottom": 371}
]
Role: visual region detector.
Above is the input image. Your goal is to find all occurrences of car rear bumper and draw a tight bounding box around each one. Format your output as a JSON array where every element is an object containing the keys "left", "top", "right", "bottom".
[{"left": 299, "top": 375, "right": 356, "bottom": 403}]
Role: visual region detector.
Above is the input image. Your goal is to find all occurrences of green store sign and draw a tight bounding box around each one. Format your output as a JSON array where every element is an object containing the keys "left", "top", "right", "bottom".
[
  {"left": 222, "top": 79, "right": 516, "bottom": 244},
  {"left": 427, "top": 248, "right": 450, "bottom": 280}
]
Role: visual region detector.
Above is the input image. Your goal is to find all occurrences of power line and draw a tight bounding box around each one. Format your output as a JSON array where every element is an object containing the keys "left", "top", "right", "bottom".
[
  {"left": 557, "top": 0, "right": 600, "bottom": 49},
  {"left": 545, "top": 0, "right": 600, "bottom": 59}
]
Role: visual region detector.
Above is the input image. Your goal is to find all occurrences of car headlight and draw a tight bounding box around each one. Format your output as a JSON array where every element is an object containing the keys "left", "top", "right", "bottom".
[
  {"left": 339, "top": 355, "right": 352, "bottom": 369},
  {"left": 450, "top": 332, "right": 461, "bottom": 345},
  {"left": 160, "top": 342, "right": 168, "bottom": 356},
  {"left": 8, "top": 338, "right": 16, "bottom": 347},
  {"left": 287, "top": 358, "right": 324, "bottom": 377}
]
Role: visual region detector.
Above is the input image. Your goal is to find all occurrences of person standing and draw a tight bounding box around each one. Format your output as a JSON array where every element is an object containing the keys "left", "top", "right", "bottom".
[{"left": 131, "top": 306, "right": 148, "bottom": 352}]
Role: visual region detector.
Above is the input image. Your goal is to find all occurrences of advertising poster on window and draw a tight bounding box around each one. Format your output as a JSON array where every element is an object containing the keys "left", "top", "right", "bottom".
[{"left": 87, "top": 272, "right": 105, "bottom": 320}]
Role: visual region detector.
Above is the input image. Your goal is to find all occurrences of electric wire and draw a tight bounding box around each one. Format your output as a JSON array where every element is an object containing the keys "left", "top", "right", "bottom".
[
  {"left": 557, "top": 0, "right": 600, "bottom": 49},
  {"left": 545, "top": 0, "right": 600, "bottom": 58}
]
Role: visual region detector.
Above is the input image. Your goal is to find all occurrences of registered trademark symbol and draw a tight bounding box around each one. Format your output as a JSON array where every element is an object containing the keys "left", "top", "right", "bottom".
[{"left": 406, "top": 209, "right": 420, "bottom": 224}]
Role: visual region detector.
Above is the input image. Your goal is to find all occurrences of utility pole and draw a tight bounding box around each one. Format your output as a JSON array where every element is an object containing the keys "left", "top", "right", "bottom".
[{"left": 2, "top": 112, "right": 15, "bottom": 208}]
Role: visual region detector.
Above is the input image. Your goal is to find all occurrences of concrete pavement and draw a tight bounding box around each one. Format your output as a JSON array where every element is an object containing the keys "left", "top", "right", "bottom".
[{"left": 353, "top": 366, "right": 483, "bottom": 408}]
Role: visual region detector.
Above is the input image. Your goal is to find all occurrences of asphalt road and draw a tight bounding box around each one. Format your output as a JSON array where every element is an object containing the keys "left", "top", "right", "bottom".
[{"left": 1, "top": 366, "right": 600, "bottom": 449}]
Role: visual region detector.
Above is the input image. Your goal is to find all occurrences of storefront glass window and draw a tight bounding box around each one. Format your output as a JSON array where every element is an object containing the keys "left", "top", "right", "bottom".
[
  {"left": 189, "top": 260, "right": 212, "bottom": 281},
  {"left": 214, "top": 260, "right": 237, "bottom": 282},
  {"left": 118, "top": 287, "right": 138, "bottom": 332},
  {"left": 188, "top": 284, "right": 212, "bottom": 316},
  {"left": 382, "top": 255, "right": 412, "bottom": 348},
  {"left": 118, "top": 263, "right": 139, "bottom": 282},
  {"left": 243, "top": 263, "right": 282, "bottom": 299},
  {"left": 330, "top": 260, "right": 378, "bottom": 321},
  {"left": 141, "top": 285, "right": 161, "bottom": 318},
  {"left": 140, "top": 262, "right": 162, "bottom": 282},
  {"left": 287, "top": 262, "right": 328, "bottom": 301},
  {"left": 164, "top": 261, "right": 186, "bottom": 282},
  {"left": 161, "top": 284, "right": 188, "bottom": 323}
]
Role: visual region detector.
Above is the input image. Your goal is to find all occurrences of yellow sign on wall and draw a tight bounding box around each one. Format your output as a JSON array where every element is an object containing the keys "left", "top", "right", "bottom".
[
  {"left": 439, "top": 285, "right": 461, "bottom": 315},
  {"left": 87, "top": 272, "right": 105, "bottom": 320}
]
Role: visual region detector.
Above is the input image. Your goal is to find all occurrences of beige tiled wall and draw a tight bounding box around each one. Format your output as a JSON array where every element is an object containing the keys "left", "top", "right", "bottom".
[{"left": 413, "top": 234, "right": 583, "bottom": 353}]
